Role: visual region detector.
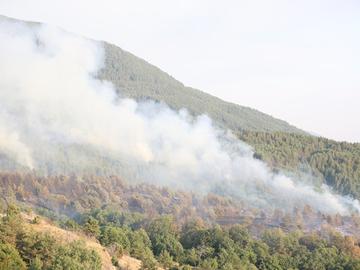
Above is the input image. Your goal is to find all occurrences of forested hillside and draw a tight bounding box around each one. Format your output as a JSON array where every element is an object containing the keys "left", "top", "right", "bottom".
[
  {"left": 239, "top": 131, "right": 360, "bottom": 198},
  {"left": 98, "top": 43, "right": 305, "bottom": 134}
]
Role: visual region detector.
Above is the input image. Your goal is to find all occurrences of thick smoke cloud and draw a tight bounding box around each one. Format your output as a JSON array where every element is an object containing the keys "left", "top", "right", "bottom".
[
  {"left": 0, "top": 119, "right": 33, "bottom": 168},
  {"left": 0, "top": 18, "right": 359, "bottom": 215}
]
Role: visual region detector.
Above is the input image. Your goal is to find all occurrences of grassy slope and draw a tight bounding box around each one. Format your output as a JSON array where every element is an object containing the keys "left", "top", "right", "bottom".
[{"left": 22, "top": 212, "right": 143, "bottom": 270}]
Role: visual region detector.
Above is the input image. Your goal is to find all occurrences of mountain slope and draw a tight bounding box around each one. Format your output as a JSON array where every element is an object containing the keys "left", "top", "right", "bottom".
[
  {"left": 21, "top": 213, "right": 117, "bottom": 270},
  {"left": 99, "top": 43, "right": 306, "bottom": 134}
]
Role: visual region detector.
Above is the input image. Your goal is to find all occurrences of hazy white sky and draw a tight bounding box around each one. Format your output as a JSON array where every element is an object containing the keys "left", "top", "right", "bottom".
[{"left": 0, "top": 0, "right": 359, "bottom": 142}]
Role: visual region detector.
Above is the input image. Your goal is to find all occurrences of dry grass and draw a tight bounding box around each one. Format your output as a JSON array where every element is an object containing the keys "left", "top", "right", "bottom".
[
  {"left": 21, "top": 212, "right": 144, "bottom": 270},
  {"left": 118, "top": 255, "right": 142, "bottom": 270}
]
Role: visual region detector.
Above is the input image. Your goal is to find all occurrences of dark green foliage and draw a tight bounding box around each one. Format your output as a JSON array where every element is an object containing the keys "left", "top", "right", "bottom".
[
  {"left": 158, "top": 250, "right": 174, "bottom": 269},
  {"left": 100, "top": 225, "right": 130, "bottom": 250},
  {"left": 51, "top": 241, "right": 102, "bottom": 270},
  {"left": 16, "top": 231, "right": 57, "bottom": 268},
  {"left": 83, "top": 217, "right": 100, "bottom": 238},
  {"left": 29, "top": 257, "right": 42, "bottom": 270},
  {"left": 16, "top": 233, "right": 102, "bottom": 270},
  {"left": 129, "top": 228, "right": 153, "bottom": 258},
  {"left": 0, "top": 204, "right": 23, "bottom": 246},
  {"left": 63, "top": 219, "right": 80, "bottom": 231},
  {"left": 146, "top": 216, "right": 183, "bottom": 259},
  {"left": 137, "top": 247, "right": 157, "bottom": 270},
  {"left": 0, "top": 242, "right": 26, "bottom": 270},
  {"left": 82, "top": 207, "right": 146, "bottom": 229}
]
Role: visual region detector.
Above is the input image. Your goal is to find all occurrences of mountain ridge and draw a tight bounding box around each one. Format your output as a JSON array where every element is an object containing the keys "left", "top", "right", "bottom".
[{"left": 0, "top": 14, "right": 306, "bottom": 135}]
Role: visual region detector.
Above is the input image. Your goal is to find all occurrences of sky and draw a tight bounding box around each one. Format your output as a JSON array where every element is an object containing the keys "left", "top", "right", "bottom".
[{"left": 0, "top": 0, "right": 359, "bottom": 142}]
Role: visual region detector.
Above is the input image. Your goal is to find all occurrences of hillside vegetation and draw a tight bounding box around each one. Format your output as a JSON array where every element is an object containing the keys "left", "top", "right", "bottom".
[{"left": 2, "top": 184, "right": 360, "bottom": 270}]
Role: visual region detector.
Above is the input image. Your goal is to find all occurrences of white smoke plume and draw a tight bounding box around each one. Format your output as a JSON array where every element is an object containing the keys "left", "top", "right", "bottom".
[
  {"left": 0, "top": 17, "right": 359, "bottom": 215},
  {"left": 0, "top": 119, "right": 33, "bottom": 168}
]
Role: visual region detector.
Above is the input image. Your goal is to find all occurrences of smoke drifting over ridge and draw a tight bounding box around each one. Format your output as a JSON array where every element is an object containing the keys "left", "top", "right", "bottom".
[{"left": 0, "top": 18, "right": 359, "bottom": 216}]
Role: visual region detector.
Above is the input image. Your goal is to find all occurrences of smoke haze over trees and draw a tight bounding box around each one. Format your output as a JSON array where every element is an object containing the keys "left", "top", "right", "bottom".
[{"left": 0, "top": 17, "right": 359, "bottom": 216}]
